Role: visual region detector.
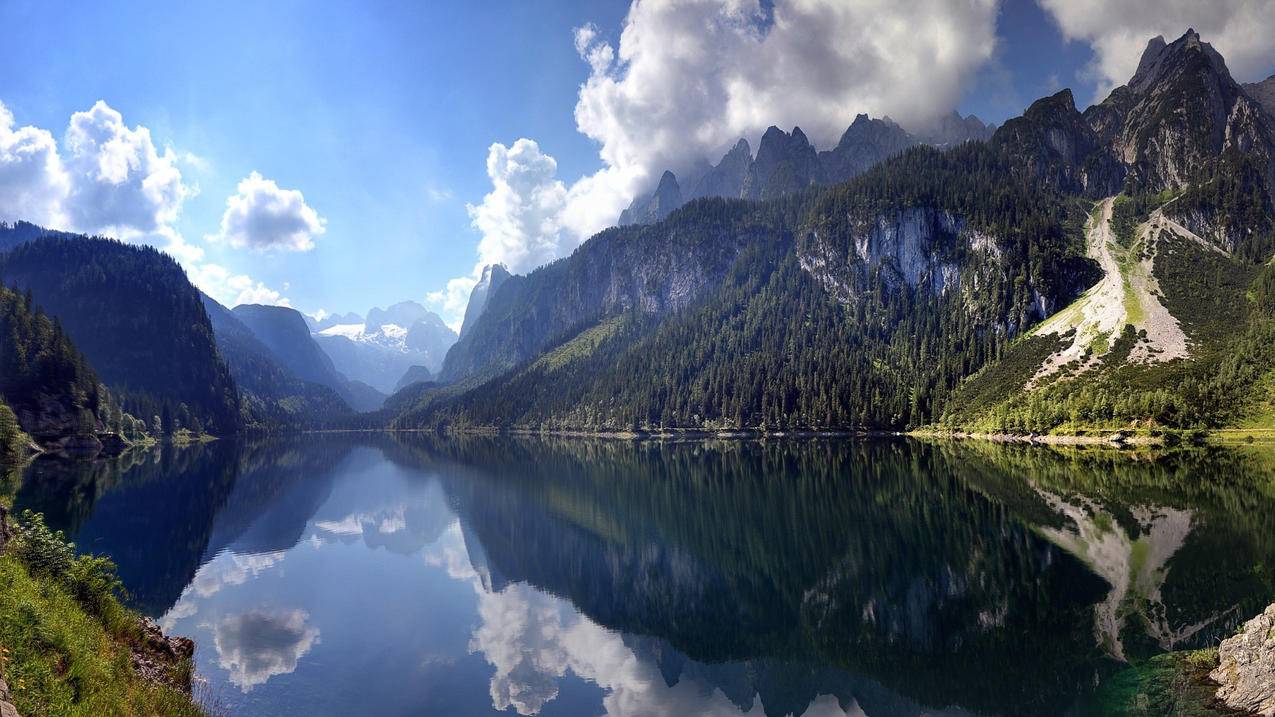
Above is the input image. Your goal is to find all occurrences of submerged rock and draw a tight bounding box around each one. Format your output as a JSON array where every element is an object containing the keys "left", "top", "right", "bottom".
[{"left": 1211, "top": 603, "right": 1275, "bottom": 715}]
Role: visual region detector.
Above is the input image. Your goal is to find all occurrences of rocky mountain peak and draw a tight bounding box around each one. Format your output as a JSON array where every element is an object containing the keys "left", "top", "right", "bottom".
[
  {"left": 993, "top": 87, "right": 1124, "bottom": 196},
  {"left": 1083, "top": 27, "right": 1272, "bottom": 196},
  {"left": 1128, "top": 27, "right": 1230, "bottom": 97},
  {"left": 1132, "top": 35, "right": 1168, "bottom": 84},
  {"left": 619, "top": 169, "right": 684, "bottom": 225},
  {"left": 746, "top": 126, "right": 822, "bottom": 199},
  {"left": 821, "top": 113, "right": 916, "bottom": 182},
  {"left": 914, "top": 110, "right": 996, "bottom": 146},
  {"left": 459, "top": 263, "right": 512, "bottom": 339},
  {"left": 654, "top": 170, "right": 679, "bottom": 194},
  {"left": 687, "top": 139, "right": 753, "bottom": 201},
  {"left": 1026, "top": 88, "right": 1077, "bottom": 116},
  {"left": 1244, "top": 75, "right": 1275, "bottom": 118}
]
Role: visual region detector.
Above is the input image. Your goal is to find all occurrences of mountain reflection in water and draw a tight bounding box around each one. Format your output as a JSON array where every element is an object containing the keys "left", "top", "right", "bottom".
[{"left": 15, "top": 435, "right": 1275, "bottom": 717}]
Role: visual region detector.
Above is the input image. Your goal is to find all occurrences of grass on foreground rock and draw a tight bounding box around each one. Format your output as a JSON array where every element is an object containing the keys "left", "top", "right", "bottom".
[
  {"left": 0, "top": 510, "right": 207, "bottom": 717},
  {"left": 1084, "top": 649, "right": 1238, "bottom": 716}
]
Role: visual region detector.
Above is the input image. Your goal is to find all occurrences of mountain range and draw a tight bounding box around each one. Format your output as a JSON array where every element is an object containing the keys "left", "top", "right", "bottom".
[
  {"left": 306, "top": 300, "right": 457, "bottom": 394},
  {"left": 399, "top": 29, "right": 1275, "bottom": 435},
  {"left": 618, "top": 110, "right": 995, "bottom": 225},
  {"left": 3, "top": 28, "right": 1275, "bottom": 449}
]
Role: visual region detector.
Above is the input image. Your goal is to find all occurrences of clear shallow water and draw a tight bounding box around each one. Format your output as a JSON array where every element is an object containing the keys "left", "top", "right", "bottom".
[{"left": 13, "top": 436, "right": 1275, "bottom": 716}]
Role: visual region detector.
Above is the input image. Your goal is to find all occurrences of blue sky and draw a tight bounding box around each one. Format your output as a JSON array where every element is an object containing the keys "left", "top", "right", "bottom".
[{"left": 1, "top": 0, "right": 1272, "bottom": 325}]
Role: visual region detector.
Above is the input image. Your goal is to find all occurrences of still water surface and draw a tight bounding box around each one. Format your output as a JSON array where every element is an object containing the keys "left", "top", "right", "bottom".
[{"left": 14, "top": 435, "right": 1275, "bottom": 716}]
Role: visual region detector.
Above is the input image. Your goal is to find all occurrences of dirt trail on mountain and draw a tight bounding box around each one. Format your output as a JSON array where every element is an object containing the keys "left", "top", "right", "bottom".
[{"left": 1029, "top": 197, "right": 1189, "bottom": 386}]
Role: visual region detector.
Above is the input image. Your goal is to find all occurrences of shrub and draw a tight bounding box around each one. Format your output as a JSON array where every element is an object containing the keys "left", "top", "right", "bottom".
[
  {"left": 13, "top": 510, "right": 75, "bottom": 579},
  {"left": 13, "top": 510, "right": 125, "bottom": 619}
]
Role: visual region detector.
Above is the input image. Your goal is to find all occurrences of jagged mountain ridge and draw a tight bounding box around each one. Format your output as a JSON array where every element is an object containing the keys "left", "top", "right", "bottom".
[
  {"left": 309, "top": 300, "right": 458, "bottom": 393},
  {"left": 619, "top": 111, "right": 994, "bottom": 226},
  {"left": 1084, "top": 29, "right": 1275, "bottom": 201},
  {"left": 416, "top": 28, "right": 1275, "bottom": 434}
]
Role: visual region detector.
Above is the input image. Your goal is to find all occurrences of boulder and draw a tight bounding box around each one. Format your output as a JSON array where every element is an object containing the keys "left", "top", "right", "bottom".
[
  {"left": 0, "top": 675, "right": 16, "bottom": 717},
  {"left": 1211, "top": 603, "right": 1275, "bottom": 716}
]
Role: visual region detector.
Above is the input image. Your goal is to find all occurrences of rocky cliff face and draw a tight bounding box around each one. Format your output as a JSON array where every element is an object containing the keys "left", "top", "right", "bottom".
[
  {"left": 1246, "top": 75, "right": 1275, "bottom": 119},
  {"left": 818, "top": 114, "right": 915, "bottom": 183},
  {"left": 1085, "top": 30, "right": 1275, "bottom": 195},
  {"left": 441, "top": 215, "right": 777, "bottom": 381},
  {"left": 993, "top": 89, "right": 1125, "bottom": 197},
  {"left": 798, "top": 207, "right": 967, "bottom": 303},
  {"left": 459, "top": 264, "right": 512, "bottom": 339},
  {"left": 1211, "top": 603, "right": 1275, "bottom": 716}
]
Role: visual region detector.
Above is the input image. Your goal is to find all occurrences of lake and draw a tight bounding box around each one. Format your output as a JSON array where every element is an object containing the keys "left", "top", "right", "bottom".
[{"left": 12, "top": 435, "right": 1275, "bottom": 716}]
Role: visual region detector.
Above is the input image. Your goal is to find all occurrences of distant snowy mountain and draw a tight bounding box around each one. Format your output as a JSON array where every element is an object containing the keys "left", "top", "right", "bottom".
[{"left": 310, "top": 301, "right": 457, "bottom": 394}]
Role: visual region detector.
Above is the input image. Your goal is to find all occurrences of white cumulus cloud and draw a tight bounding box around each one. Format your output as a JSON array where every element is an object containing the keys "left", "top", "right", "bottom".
[
  {"left": 0, "top": 98, "right": 295, "bottom": 308},
  {"left": 468, "top": 139, "right": 569, "bottom": 274},
  {"left": 209, "top": 171, "right": 326, "bottom": 252},
  {"left": 426, "top": 275, "right": 479, "bottom": 333},
  {"left": 0, "top": 101, "right": 70, "bottom": 227},
  {"left": 212, "top": 608, "right": 320, "bottom": 692},
  {"left": 1038, "top": 0, "right": 1275, "bottom": 100},
  {"left": 62, "top": 100, "right": 191, "bottom": 238},
  {"left": 188, "top": 262, "right": 293, "bottom": 308}
]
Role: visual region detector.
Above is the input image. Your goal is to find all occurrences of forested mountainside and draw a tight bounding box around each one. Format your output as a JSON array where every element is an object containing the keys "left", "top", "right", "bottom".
[
  {"left": 0, "top": 221, "right": 77, "bottom": 254},
  {"left": 0, "top": 285, "right": 137, "bottom": 454},
  {"left": 395, "top": 29, "right": 1275, "bottom": 435},
  {"left": 0, "top": 236, "right": 241, "bottom": 435},
  {"left": 393, "top": 365, "right": 433, "bottom": 393},
  {"left": 199, "top": 295, "right": 354, "bottom": 426},
  {"left": 230, "top": 303, "right": 385, "bottom": 412},
  {"left": 619, "top": 111, "right": 994, "bottom": 225},
  {"left": 403, "top": 142, "right": 1096, "bottom": 431}
]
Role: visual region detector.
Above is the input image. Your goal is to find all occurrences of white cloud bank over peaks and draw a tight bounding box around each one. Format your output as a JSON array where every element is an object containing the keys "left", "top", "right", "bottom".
[
  {"left": 1038, "top": 0, "right": 1275, "bottom": 99},
  {"left": 0, "top": 98, "right": 295, "bottom": 308},
  {"left": 209, "top": 171, "right": 326, "bottom": 252},
  {"left": 468, "top": 139, "right": 568, "bottom": 273},
  {"left": 436, "top": 0, "right": 1000, "bottom": 327}
]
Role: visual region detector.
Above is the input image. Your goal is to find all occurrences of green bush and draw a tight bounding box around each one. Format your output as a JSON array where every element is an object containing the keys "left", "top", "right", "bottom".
[
  {"left": 0, "top": 401, "right": 26, "bottom": 464},
  {"left": 13, "top": 510, "right": 124, "bottom": 618},
  {"left": 12, "top": 510, "right": 75, "bottom": 579}
]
